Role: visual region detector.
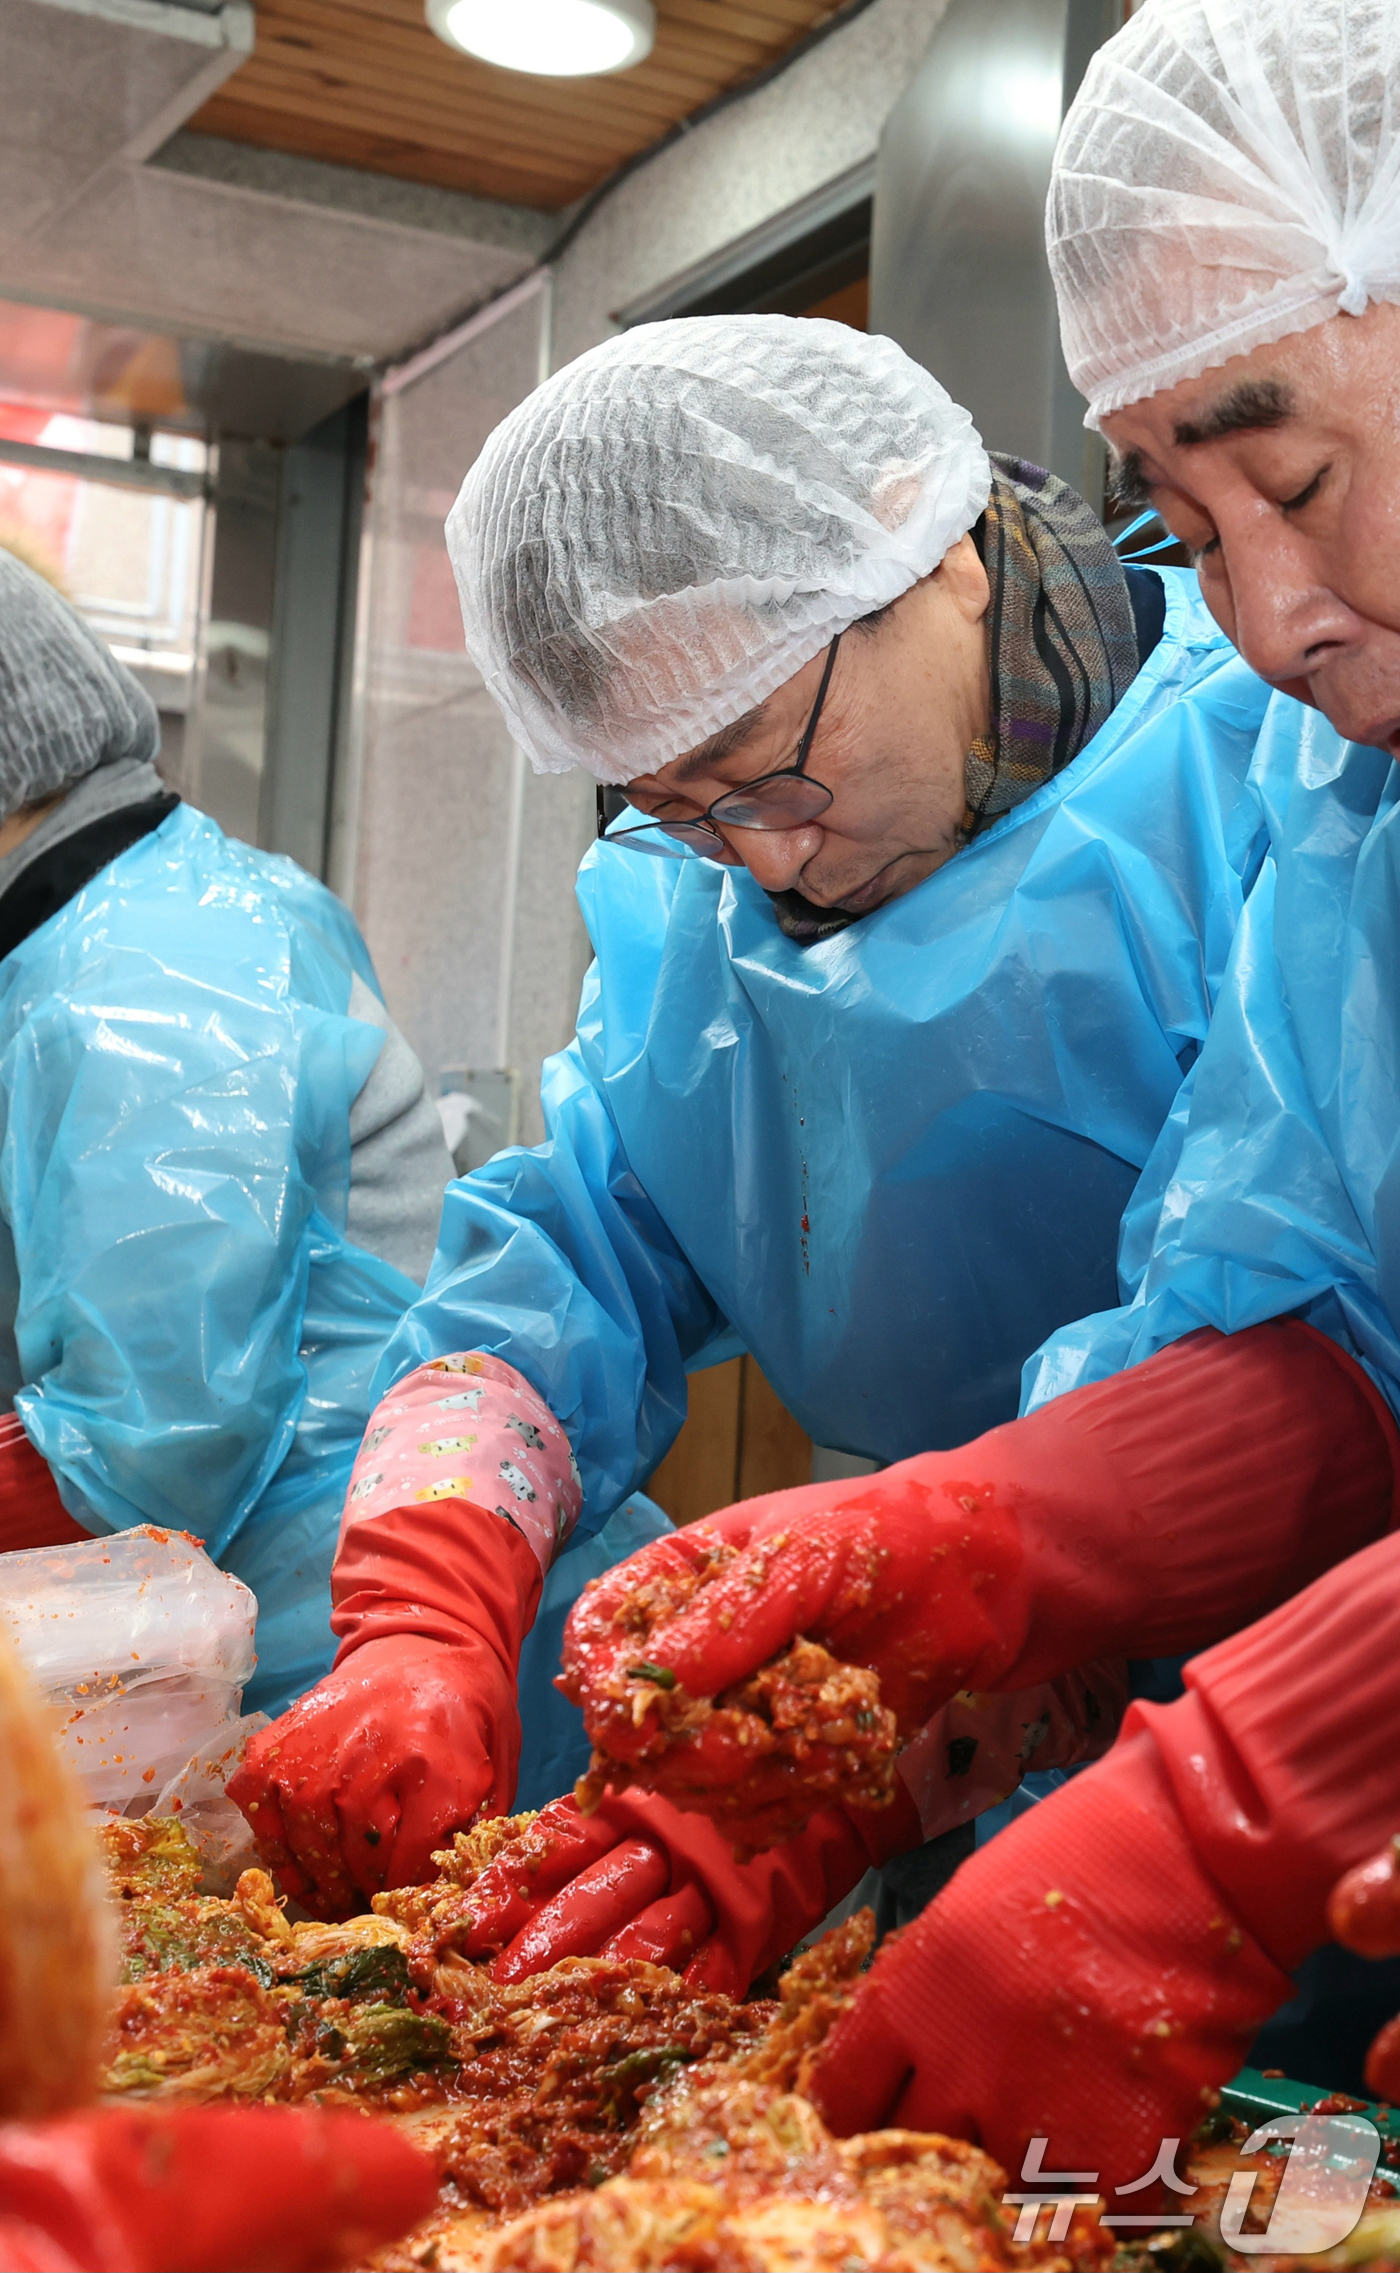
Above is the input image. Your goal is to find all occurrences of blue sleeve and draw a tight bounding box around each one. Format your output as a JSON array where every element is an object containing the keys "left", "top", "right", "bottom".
[
  {"left": 1022, "top": 722, "right": 1400, "bottom": 1419},
  {"left": 0, "top": 886, "right": 383, "bottom": 1555},
  {"left": 373, "top": 964, "right": 731, "bottom": 1538}
]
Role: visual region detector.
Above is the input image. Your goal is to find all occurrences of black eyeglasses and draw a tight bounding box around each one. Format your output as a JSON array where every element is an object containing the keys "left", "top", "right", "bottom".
[{"left": 596, "top": 635, "right": 841, "bottom": 860}]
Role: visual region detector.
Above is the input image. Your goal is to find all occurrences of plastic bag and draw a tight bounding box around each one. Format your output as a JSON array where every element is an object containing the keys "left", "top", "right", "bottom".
[
  {"left": 0, "top": 1527, "right": 255, "bottom": 1811},
  {"left": 144, "top": 1714, "right": 270, "bottom": 1893}
]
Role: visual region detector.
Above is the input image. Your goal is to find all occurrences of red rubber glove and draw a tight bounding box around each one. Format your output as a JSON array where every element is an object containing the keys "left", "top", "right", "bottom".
[
  {"left": 231, "top": 1353, "right": 583, "bottom": 1918},
  {"left": 0, "top": 1417, "right": 86, "bottom": 1554},
  {"left": 563, "top": 1323, "right": 1397, "bottom": 1843},
  {"left": 1329, "top": 1840, "right": 1400, "bottom": 1960},
  {"left": 0, "top": 2105, "right": 436, "bottom": 2272},
  {"left": 1329, "top": 1838, "right": 1400, "bottom": 2096},
  {"left": 806, "top": 1525, "right": 1400, "bottom": 2196},
  {"left": 447, "top": 1780, "right": 923, "bottom": 1998},
  {"left": 229, "top": 1497, "right": 541, "bottom": 1918}
]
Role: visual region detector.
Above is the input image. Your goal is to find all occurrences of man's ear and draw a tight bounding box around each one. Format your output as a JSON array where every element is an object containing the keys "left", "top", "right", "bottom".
[{"left": 934, "top": 534, "right": 992, "bottom": 626}]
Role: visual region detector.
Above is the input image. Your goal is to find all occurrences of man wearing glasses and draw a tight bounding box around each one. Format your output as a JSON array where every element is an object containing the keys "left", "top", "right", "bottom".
[
  {"left": 593, "top": 615, "right": 955, "bottom": 936},
  {"left": 232, "top": 319, "right": 1392, "bottom": 1973}
]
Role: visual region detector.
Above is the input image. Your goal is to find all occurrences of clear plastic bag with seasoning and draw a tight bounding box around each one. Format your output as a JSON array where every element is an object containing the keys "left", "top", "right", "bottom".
[{"left": 0, "top": 1525, "right": 256, "bottom": 1811}]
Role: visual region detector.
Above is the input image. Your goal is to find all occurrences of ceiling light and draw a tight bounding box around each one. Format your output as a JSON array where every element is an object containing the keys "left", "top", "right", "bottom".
[{"left": 427, "top": 0, "right": 655, "bottom": 77}]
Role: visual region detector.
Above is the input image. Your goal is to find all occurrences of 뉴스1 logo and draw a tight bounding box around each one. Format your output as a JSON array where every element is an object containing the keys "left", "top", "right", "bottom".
[
  {"left": 1004, "top": 2116, "right": 1383, "bottom": 2252},
  {"left": 1219, "top": 2115, "right": 1382, "bottom": 2254}
]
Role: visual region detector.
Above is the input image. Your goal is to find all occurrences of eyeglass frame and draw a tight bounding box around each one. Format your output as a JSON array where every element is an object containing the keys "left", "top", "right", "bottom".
[{"left": 595, "top": 633, "right": 843, "bottom": 859}]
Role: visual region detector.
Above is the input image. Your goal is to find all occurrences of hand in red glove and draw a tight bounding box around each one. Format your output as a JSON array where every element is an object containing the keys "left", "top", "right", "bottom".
[
  {"left": 563, "top": 1323, "right": 1397, "bottom": 1844},
  {"left": 805, "top": 1526, "right": 1400, "bottom": 2196},
  {"left": 0, "top": 1416, "right": 86, "bottom": 1554},
  {"left": 231, "top": 1356, "right": 582, "bottom": 1917},
  {"left": 0, "top": 2104, "right": 436, "bottom": 2272},
  {"left": 1329, "top": 1839, "right": 1400, "bottom": 1960},
  {"left": 228, "top": 1615, "right": 527, "bottom": 1920},
  {"left": 1329, "top": 1837, "right": 1400, "bottom": 2097},
  {"left": 446, "top": 1779, "right": 922, "bottom": 1999}
]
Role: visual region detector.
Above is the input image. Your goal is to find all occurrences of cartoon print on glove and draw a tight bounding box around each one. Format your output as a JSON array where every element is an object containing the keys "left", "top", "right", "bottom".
[{"left": 342, "top": 1356, "right": 583, "bottom": 1581}]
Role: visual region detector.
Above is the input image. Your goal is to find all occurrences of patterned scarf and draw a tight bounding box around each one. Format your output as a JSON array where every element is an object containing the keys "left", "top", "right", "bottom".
[
  {"left": 964, "top": 453, "right": 1139, "bottom": 834},
  {"left": 768, "top": 454, "right": 1139, "bottom": 943}
]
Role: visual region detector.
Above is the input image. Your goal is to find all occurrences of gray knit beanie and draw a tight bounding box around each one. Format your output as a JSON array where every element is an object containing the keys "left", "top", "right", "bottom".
[{"left": 0, "top": 552, "right": 160, "bottom": 824}]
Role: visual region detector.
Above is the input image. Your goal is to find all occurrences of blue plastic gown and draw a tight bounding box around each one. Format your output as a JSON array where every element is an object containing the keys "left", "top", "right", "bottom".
[
  {"left": 1022, "top": 699, "right": 1400, "bottom": 1419},
  {"left": 378, "top": 569, "right": 1277, "bottom": 1530},
  {"left": 0, "top": 804, "right": 420, "bottom": 1717}
]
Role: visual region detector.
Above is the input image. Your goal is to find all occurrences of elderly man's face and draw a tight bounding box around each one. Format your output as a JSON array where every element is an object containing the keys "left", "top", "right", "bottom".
[
  {"left": 619, "top": 538, "right": 991, "bottom": 916},
  {"left": 1102, "top": 301, "right": 1400, "bottom": 752}
]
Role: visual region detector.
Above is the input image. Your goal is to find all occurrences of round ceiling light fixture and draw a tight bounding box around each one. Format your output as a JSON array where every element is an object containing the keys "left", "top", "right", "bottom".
[{"left": 427, "top": 0, "right": 655, "bottom": 76}]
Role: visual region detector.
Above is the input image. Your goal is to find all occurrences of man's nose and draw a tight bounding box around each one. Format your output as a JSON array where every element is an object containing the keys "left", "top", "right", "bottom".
[
  {"left": 1222, "top": 520, "right": 1353, "bottom": 688},
  {"left": 722, "top": 824, "right": 825, "bottom": 891}
]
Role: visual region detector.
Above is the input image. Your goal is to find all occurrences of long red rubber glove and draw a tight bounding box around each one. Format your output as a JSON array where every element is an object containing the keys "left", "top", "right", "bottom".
[
  {"left": 0, "top": 2105, "right": 436, "bottom": 2272},
  {"left": 806, "top": 1526, "right": 1400, "bottom": 2197},
  {"left": 231, "top": 1356, "right": 581, "bottom": 1918},
  {"left": 229, "top": 1498, "right": 541, "bottom": 1918},
  {"left": 563, "top": 1324, "right": 1397, "bottom": 1844},
  {"left": 446, "top": 1780, "right": 923, "bottom": 1998},
  {"left": 0, "top": 1417, "right": 86, "bottom": 1554}
]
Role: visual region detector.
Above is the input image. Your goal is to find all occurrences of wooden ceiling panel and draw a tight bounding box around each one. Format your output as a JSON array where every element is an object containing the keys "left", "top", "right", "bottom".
[{"left": 188, "top": 0, "right": 850, "bottom": 210}]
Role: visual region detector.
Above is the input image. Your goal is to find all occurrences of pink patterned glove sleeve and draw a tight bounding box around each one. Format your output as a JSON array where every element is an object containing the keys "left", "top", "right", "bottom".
[
  {"left": 341, "top": 1354, "right": 583, "bottom": 1575},
  {"left": 896, "top": 1661, "right": 1128, "bottom": 1840}
]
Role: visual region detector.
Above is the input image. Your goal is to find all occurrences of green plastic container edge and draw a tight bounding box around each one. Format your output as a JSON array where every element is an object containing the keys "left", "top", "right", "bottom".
[{"left": 1223, "top": 2066, "right": 1399, "bottom": 2141}]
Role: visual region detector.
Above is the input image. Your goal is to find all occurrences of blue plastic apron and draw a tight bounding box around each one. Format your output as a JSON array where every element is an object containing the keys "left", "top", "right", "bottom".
[{"left": 382, "top": 571, "right": 1276, "bottom": 1534}]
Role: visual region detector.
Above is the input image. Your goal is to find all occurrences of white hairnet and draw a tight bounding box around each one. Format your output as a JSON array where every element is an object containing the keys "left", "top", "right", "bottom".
[
  {"left": 0, "top": 552, "right": 159, "bottom": 823},
  {"left": 446, "top": 315, "right": 991, "bottom": 783},
  {"left": 1048, "top": 0, "right": 1400, "bottom": 423}
]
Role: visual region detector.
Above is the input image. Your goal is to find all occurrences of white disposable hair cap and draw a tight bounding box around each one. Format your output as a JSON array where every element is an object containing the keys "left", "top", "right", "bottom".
[
  {"left": 1048, "top": 0, "right": 1400, "bottom": 424},
  {"left": 446, "top": 315, "right": 992, "bottom": 784}
]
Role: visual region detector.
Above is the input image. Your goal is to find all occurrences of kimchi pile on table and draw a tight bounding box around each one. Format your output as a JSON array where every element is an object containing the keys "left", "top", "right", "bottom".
[{"left": 89, "top": 1811, "right": 1400, "bottom": 2272}]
